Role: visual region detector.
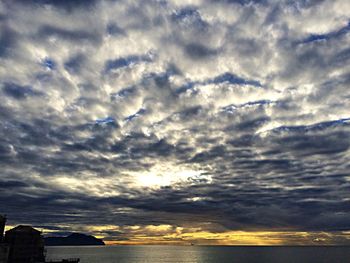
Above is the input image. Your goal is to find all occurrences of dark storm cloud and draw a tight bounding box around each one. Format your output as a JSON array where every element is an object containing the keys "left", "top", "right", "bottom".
[
  {"left": 7, "top": 0, "right": 98, "bottom": 11},
  {"left": 183, "top": 43, "right": 218, "bottom": 60},
  {"left": 208, "top": 0, "right": 268, "bottom": 6},
  {"left": 38, "top": 25, "right": 101, "bottom": 43},
  {"left": 0, "top": 0, "right": 349, "bottom": 244},
  {"left": 105, "top": 53, "right": 153, "bottom": 72},
  {"left": 64, "top": 54, "right": 86, "bottom": 75},
  {"left": 2, "top": 82, "right": 44, "bottom": 100},
  {"left": 0, "top": 27, "right": 17, "bottom": 58},
  {"left": 331, "top": 47, "right": 350, "bottom": 67},
  {"left": 106, "top": 23, "right": 126, "bottom": 36}
]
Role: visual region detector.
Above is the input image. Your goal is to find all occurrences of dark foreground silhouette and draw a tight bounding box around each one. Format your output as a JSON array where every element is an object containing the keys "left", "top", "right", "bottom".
[{"left": 0, "top": 214, "right": 103, "bottom": 262}]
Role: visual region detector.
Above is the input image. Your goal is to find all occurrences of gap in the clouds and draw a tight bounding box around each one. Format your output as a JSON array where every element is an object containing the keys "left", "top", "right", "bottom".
[
  {"left": 259, "top": 117, "right": 350, "bottom": 134},
  {"left": 299, "top": 21, "right": 350, "bottom": 44},
  {"left": 220, "top": 100, "right": 276, "bottom": 114},
  {"left": 124, "top": 108, "right": 146, "bottom": 122},
  {"left": 43, "top": 58, "right": 56, "bottom": 70},
  {"left": 175, "top": 72, "right": 262, "bottom": 95},
  {"left": 104, "top": 51, "right": 155, "bottom": 73},
  {"left": 110, "top": 86, "right": 137, "bottom": 100},
  {"left": 95, "top": 116, "right": 117, "bottom": 126},
  {"left": 211, "top": 73, "right": 262, "bottom": 87}
]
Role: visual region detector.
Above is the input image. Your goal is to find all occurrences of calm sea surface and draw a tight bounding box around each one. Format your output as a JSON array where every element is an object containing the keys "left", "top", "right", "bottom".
[{"left": 46, "top": 245, "right": 350, "bottom": 263}]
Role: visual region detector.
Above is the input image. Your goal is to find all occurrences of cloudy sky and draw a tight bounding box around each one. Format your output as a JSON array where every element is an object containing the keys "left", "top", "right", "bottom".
[{"left": 1, "top": 0, "right": 350, "bottom": 245}]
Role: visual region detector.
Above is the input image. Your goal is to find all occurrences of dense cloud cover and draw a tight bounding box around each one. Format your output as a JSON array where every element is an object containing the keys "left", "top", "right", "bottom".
[{"left": 0, "top": 0, "right": 350, "bottom": 244}]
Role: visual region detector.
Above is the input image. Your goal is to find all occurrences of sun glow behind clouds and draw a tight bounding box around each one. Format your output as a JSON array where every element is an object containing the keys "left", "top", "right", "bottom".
[
  {"left": 51, "top": 175, "right": 121, "bottom": 197},
  {"left": 87, "top": 224, "right": 350, "bottom": 246},
  {"left": 130, "top": 163, "right": 208, "bottom": 188}
]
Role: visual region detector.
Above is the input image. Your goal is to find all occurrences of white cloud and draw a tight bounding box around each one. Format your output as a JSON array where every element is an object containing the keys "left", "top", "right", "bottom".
[{"left": 0, "top": 0, "right": 349, "bottom": 237}]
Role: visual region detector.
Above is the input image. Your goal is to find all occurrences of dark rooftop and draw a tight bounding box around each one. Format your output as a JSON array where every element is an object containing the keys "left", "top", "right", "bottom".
[{"left": 6, "top": 225, "right": 41, "bottom": 233}]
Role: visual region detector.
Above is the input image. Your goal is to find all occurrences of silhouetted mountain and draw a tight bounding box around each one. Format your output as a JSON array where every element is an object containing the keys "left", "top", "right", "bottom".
[{"left": 44, "top": 233, "right": 105, "bottom": 246}]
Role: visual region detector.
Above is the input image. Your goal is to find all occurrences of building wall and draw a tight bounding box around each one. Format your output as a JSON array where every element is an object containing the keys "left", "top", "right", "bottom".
[
  {"left": 0, "top": 216, "right": 5, "bottom": 242},
  {"left": 0, "top": 244, "right": 9, "bottom": 263},
  {"left": 5, "top": 228, "right": 45, "bottom": 263}
]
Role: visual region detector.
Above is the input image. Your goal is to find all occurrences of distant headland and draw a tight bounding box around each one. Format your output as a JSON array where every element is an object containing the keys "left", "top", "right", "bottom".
[{"left": 45, "top": 233, "right": 105, "bottom": 246}]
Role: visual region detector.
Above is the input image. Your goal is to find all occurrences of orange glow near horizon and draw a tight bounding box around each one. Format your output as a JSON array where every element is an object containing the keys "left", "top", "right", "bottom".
[
  {"left": 5, "top": 223, "right": 350, "bottom": 246},
  {"left": 102, "top": 230, "right": 303, "bottom": 246},
  {"left": 89, "top": 225, "right": 350, "bottom": 246}
]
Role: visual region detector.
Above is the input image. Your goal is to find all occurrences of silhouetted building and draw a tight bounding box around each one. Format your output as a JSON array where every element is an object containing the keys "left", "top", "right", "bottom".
[
  {"left": 0, "top": 215, "right": 9, "bottom": 263},
  {"left": 0, "top": 244, "right": 9, "bottom": 263},
  {"left": 4, "top": 225, "right": 45, "bottom": 263},
  {"left": 0, "top": 215, "right": 5, "bottom": 242}
]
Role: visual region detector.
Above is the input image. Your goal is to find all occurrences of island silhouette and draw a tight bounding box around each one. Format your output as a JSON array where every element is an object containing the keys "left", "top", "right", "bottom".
[{"left": 45, "top": 233, "right": 105, "bottom": 246}]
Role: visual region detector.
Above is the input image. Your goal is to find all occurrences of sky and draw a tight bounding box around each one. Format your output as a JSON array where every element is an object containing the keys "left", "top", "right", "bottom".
[{"left": 0, "top": 0, "right": 350, "bottom": 245}]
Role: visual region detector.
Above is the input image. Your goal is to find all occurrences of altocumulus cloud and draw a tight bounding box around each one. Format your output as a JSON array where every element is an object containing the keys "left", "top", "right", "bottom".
[{"left": 0, "top": 0, "right": 350, "bottom": 245}]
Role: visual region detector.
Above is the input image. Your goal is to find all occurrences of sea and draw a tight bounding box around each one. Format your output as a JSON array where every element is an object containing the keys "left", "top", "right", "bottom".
[{"left": 46, "top": 245, "right": 350, "bottom": 263}]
